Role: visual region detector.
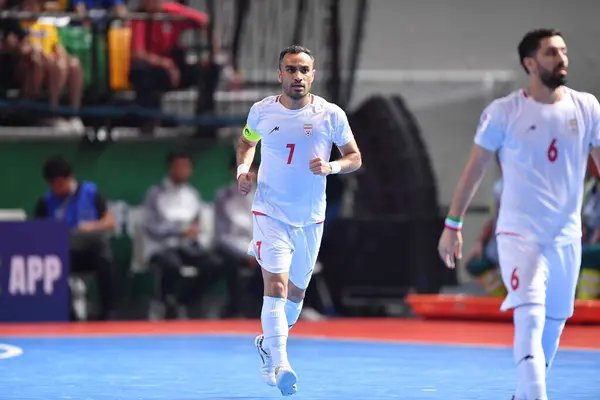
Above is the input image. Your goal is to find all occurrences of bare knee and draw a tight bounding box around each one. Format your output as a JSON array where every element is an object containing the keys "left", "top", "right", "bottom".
[
  {"left": 49, "top": 57, "right": 67, "bottom": 77},
  {"left": 287, "top": 281, "right": 305, "bottom": 303},
  {"left": 68, "top": 56, "right": 82, "bottom": 74},
  {"left": 262, "top": 269, "right": 287, "bottom": 298}
]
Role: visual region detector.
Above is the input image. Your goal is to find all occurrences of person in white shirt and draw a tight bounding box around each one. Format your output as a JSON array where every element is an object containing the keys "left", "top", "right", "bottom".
[
  {"left": 235, "top": 45, "right": 362, "bottom": 395},
  {"left": 143, "top": 151, "right": 234, "bottom": 319},
  {"left": 438, "top": 29, "right": 600, "bottom": 400}
]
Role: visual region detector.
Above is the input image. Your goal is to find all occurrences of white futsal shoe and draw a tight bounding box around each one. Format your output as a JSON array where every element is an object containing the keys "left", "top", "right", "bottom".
[
  {"left": 254, "top": 335, "right": 276, "bottom": 386},
  {"left": 275, "top": 364, "right": 298, "bottom": 396}
]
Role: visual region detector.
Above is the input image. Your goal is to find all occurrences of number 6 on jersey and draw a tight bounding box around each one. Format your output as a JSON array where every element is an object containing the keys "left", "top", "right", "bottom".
[{"left": 547, "top": 138, "right": 558, "bottom": 162}]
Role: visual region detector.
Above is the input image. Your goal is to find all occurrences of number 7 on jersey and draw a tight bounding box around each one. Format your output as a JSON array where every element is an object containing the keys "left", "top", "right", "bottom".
[{"left": 286, "top": 144, "right": 295, "bottom": 164}]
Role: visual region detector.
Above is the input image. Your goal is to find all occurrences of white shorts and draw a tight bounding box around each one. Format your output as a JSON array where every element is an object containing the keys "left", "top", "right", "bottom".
[
  {"left": 248, "top": 213, "right": 324, "bottom": 290},
  {"left": 497, "top": 235, "right": 582, "bottom": 319}
]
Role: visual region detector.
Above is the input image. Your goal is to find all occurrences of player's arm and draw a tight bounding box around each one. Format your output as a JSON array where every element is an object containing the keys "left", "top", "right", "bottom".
[
  {"left": 332, "top": 139, "right": 362, "bottom": 174},
  {"left": 311, "top": 106, "right": 362, "bottom": 175},
  {"left": 439, "top": 103, "right": 505, "bottom": 268},
  {"left": 330, "top": 107, "right": 362, "bottom": 174},
  {"left": 439, "top": 144, "right": 495, "bottom": 268},
  {"left": 446, "top": 145, "right": 495, "bottom": 222},
  {"left": 236, "top": 130, "right": 259, "bottom": 172},
  {"left": 236, "top": 105, "right": 261, "bottom": 194}
]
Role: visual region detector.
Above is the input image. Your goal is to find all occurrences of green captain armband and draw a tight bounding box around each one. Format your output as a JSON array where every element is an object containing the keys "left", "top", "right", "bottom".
[{"left": 243, "top": 124, "right": 261, "bottom": 142}]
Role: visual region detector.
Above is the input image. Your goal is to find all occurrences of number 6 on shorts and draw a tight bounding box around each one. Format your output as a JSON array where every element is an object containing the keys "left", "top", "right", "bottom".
[{"left": 511, "top": 267, "right": 520, "bottom": 290}]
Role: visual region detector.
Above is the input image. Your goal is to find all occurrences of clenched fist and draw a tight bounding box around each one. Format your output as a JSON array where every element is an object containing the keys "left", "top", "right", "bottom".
[{"left": 309, "top": 157, "right": 333, "bottom": 176}]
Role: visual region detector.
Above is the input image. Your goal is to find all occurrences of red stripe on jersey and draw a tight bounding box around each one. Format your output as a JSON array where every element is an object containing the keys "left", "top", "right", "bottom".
[
  {"left": 252, "top": 211, "right": 268, "bottom": 216},
  {"left": 522, "top": 90, "right": 528, "bottom": 98},
  {"left": 316, "top": 220, "right": 324, "bottom": 224},
  {"left": 310, "top": 94, "right": 315, "bottom": 104},
  {"left": 275, "top": 96, "right": 280, "bottom": 103}
]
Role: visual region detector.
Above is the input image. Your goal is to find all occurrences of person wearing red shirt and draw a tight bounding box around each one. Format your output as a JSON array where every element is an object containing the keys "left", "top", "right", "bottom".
[{"left": 128, "top": 0, "right": 216, "bottom": 134}]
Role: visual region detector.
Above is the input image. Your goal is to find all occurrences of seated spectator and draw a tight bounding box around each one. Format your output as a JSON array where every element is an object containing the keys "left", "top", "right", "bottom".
[
  {"left": 0, "top": 0, "right": 45, "bottom": 102},
  {"left": 21, "top": 0, "right": 85, "bottom": 134},
  {"left": 33, "top": 156, "right": 116, "bottom": 320},
  {"left": 142, "top": 151, "right": 240, "bottom": 318},
  {"left": 129, "top": 0, "right": 218, "bottom": 134}
]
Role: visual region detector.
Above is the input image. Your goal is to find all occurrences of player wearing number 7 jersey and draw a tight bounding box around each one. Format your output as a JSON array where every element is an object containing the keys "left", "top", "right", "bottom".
[
  {"left": 438, "top": 29, "right": 600, "bottom": 400},
  {"left": 235, "top": 45, "right": 361, "bottom": 396}
]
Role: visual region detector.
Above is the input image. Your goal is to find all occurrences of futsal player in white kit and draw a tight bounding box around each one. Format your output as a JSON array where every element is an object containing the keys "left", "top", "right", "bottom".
[
  {"left": 438, "top": 29, "right": 600, "bottom": 400},
  {"left": 235, "top": 45, "right": 362, "bottom": 396}
]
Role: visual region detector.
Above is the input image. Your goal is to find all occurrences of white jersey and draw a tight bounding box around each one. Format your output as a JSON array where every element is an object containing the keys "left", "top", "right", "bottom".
[
  {"left": 475, "top": 87, "right": 600, "bottom": 244},
  {"left": 243, "top": 94, "right": 354, "bottom": 227}
]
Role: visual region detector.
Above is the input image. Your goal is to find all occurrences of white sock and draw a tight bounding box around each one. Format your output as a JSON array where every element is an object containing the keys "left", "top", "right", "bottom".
[
  {"left": 542, "top": 317, "right": 566, "bottom": 374},
  {"left": 261, "top": 296, "right": 289, "bottom": 367},
  {"left": 513, "top": 304, "right": 547, "bottom": 400},
  {"left": 285, "top": 299, "right": 303, "bottom": 331}
]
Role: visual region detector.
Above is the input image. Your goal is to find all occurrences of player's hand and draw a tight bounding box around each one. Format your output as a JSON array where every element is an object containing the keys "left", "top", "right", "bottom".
[
  {"left": 238, "top": 172, "right": 255, "bottom": 195},
  {"left": 309, "top": 157, "right": 332, "bottom": 175},
  {"left": 438, "top": 228, "right": 463, "bottom": 268}
]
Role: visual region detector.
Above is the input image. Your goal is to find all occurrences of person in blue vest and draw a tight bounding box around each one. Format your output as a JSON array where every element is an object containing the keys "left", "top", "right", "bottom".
[{"left": 33, "top": 155, "right": 116, "bottom": 320}]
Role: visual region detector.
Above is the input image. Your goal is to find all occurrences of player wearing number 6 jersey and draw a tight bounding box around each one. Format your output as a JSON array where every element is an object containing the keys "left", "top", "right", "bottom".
[
  {"left": 236, "top": 45, "right": 361, "bottom": 396},
  {"left": 438, "top": 29, "right": 600, "bottom": 400}
]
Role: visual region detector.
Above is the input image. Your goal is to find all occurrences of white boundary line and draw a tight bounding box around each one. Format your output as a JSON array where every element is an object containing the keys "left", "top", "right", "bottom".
[{"left": 0, "top": 343, "right": 24, "bottom": 359}]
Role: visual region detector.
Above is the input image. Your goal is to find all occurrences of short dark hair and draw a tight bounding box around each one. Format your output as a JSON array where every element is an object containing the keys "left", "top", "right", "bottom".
[
  {"left": 42, "top": 156, "right": 73, "bottom": 182},
  {"left": 278, "top": 45, "right": 314, "bottom": 70},
  {"left": 166, "top": 150, "right": 192, "bottom": 166},
  {"left": 518, "top": 28, "right": 563, "bottom": 73}
]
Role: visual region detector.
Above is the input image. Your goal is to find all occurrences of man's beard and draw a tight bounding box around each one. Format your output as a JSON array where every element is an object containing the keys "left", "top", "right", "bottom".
[
  {"left": 286, "top": 87, "right": 308, "bottom": 100},
  {"left": 540, "top": 66, "right": 567, "bottom": 90}
]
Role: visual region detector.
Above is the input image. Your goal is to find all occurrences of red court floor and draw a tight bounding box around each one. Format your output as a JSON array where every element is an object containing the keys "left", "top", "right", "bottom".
[{"left": 1, "top": 318, "right": 599, "bottom": 350}]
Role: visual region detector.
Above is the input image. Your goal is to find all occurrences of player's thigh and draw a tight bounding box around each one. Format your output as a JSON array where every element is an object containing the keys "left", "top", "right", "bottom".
[
  {"left": 248, "top": 214, "right": 294, "bottom": 275},
  {"left": 497, "top": 236, "right": 548, "bottom": 311},
  {"left": 289, "top": 223, "right": 325, "bottom": 290},
  {"left": 545, "top": 241, "right": 582, "bottom": 319}
]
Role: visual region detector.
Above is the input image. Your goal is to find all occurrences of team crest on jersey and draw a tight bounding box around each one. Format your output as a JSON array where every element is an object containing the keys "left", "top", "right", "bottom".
[
  {"left": 304, "top": 124, "right": 313, "bottom": 137},
  {"left": 567, "top": 117, "right": 578, "bottom": 134}
]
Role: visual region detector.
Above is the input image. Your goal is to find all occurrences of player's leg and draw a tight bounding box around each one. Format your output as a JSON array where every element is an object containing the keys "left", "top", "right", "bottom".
[
  {"left": 260, "top": 266, "right": 299, "bottom": 397},
  {"left": 497, "top": 236, "right": 549, "bottom": 400},
  {"left": 286, "top": 222, "right": 325, "bottom": 331},
  {"left": 543, "top": 240, "right": 582, "bottom": 374},
  {"left": 248, "top": 214, "right": 294, "bottom": 389}
]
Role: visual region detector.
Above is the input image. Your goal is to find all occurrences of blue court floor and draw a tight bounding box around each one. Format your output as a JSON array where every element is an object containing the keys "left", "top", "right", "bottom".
[{"left": 0, "top": 335, "right": 598, "bottom": 399}]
